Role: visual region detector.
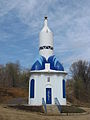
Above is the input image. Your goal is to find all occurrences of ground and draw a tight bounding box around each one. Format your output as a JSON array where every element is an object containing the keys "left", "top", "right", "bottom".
[
  {"left": 0, "top": 105, "right": 90, "bottom": 120},
  {"left": 0, "top": 87, "right": 90, "bottom": 120}
]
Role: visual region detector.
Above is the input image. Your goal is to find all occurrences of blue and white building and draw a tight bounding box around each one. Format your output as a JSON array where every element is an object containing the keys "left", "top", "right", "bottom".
[{"left": 29, "top": 17, "right": 67, "bottom": 105}]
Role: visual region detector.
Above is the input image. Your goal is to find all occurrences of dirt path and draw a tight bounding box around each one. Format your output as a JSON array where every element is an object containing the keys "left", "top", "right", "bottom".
[{"left": 0, "top": 105, "right": 90, "bottom": 120}]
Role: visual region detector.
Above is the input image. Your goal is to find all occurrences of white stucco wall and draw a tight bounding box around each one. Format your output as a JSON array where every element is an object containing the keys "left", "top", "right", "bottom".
[{"left": 29, "top": 72, "right": 66, "bottom": 105}]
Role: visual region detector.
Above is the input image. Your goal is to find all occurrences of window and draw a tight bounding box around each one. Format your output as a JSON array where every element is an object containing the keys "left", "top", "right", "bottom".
[
  {"left": 30, "top": 79, "right": 35, "bottom": 98},
  {"left": 47, "top": 77, "right": 50, "bottom": 82},
  {"left": 63, "top": 79, "right": 66, "bottom": 98}
]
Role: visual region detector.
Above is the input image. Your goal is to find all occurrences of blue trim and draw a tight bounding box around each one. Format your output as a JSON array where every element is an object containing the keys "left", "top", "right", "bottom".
[
  {"left": 63, "top": 80, "right": 66, "bottom": 98},
  {"left": 30, "top": 79, "right": 35, "bottom": 98}
]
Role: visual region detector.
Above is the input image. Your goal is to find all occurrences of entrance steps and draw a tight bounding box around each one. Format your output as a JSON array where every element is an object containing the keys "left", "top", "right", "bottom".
[{"left": 46, "top": 105, "right": 60, "bottom": 115}]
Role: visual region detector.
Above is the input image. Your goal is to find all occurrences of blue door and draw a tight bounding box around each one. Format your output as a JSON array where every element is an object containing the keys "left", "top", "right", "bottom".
[{"left": 46, "top": 88, "right": 52, "bottom": 104}]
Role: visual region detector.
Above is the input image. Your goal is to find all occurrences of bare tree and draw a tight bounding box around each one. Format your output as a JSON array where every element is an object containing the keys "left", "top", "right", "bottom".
[
  {"left": 0, "top": 62, "right": 30, "bottom": 88},
  {"left": 70, "top": 60, "right": 90, "bottom": 102}
]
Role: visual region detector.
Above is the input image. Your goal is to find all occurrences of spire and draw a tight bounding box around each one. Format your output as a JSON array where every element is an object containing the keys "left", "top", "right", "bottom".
[
  {"left": 39, "top": 17, "right": 54, "bottom": 59},
  {"left": 41, "top": 16, "right": 51, "bottom": 33}
]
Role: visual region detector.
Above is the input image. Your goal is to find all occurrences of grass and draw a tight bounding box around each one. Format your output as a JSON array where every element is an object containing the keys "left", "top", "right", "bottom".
[
  {"left": 0, "top": 105, "right": 90, "bottom": 120},
  {"left": 8, "top": 105, "right": 44, "bottom": 113},
  {"left": 61, "top": 105, "right": 86, "bottom": 113},
  {"left": 8, "top": 105, "right": 86, "bottom": 114},
  {"left": 0, "top": 87, "right": 28, "bottom": 104}
]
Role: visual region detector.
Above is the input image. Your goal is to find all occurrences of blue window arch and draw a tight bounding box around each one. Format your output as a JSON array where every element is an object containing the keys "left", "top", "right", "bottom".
[
  {"left": 63, "top": 79, "right": 66, "bottom": 98},
  {"left": 30, "top": 79, "right": 35, "bottom": 98}
]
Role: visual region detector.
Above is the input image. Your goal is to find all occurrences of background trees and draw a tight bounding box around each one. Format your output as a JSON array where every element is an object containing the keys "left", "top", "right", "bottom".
[
  {"left": 70, "top": 60, "right": 90, "bottom": 102},
  {"left": 0, "top": 62, "right": 30, "bottom": 88}
]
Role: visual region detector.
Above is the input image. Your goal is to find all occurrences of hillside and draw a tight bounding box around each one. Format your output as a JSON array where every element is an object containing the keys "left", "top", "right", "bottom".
[
  {"left": 0, "top": 86, "right": 90, "bottom": 107},
  {"left": 0, "top": 87, "right": 28, "bottom": 104}
]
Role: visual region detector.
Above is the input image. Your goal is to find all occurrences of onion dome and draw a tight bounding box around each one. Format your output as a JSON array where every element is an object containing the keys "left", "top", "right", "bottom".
[
  {"left": 48, "top": 55, "right": 64, "bottom": 71},
  {"left": 31, "top": 55, "right": 64, "bottom": 71},
  {"left": 31, "top": 56, "right": 46, "bottom": 70}
]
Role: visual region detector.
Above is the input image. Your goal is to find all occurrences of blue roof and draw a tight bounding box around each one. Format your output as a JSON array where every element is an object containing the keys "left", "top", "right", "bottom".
[
  {"left": 31, "top": 55, "right": 64, "bottom": 71},
  {"left": 48, "top": 55, "right": 64, "bottom": 71},
  {"left": 31, "top": 56, "right": 46, "bottom": 70}
]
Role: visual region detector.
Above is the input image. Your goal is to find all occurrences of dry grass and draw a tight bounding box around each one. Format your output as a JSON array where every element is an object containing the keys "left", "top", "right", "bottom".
[
  {"left": 0, "top": 87, "right": 28, "bottom": 97},
  {"left": 61, "top": 106, "right": 85, "bottom": 113},
  {"left": 0, "top": 87, "right": 28, "bottom": 104},
  {"left": 0, "top": 105, "right": 90, "bottom": 120}
]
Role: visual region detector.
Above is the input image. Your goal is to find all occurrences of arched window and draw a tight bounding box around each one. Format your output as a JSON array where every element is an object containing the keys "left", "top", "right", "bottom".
[
  {"left": 30, "top": 79, "right": 35, "bottom": 98},
  {"left": 63, "top": 79, "right": 66, "bottom": 98}
]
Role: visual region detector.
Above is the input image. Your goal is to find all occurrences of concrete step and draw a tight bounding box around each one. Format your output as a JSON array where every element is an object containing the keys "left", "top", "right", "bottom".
[{"left": 46, "top": 105, "right": 60, "bottom": 115}]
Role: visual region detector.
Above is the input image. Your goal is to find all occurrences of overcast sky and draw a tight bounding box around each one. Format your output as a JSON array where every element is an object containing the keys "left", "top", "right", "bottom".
[{"left": 0, "top": 0, "right": 90, "bottom": 75}]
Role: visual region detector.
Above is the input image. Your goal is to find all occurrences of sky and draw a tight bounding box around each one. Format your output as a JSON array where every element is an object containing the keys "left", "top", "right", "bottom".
[{"left": 0, "top": 0, "right": 90, "bottom": 76}]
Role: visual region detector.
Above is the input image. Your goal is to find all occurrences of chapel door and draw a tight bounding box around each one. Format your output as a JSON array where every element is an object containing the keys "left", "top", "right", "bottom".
[{"left": 46, "top": 88, "right": 52, "bottom": 104}]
